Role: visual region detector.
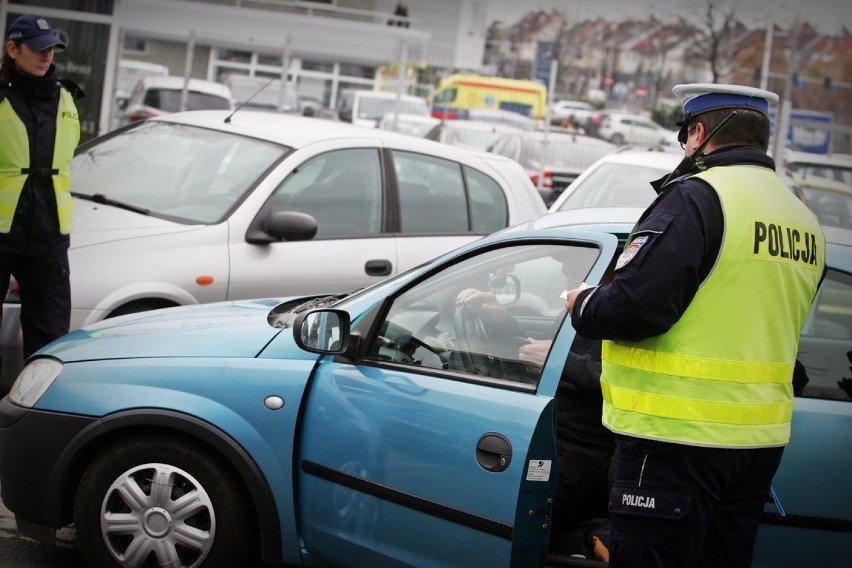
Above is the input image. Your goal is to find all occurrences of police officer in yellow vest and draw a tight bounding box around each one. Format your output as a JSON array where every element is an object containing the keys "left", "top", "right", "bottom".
[
  {"left": 564, "top": 84, "right": 826, "bottom": 567},
  {"left": 0, "top": 14, "right": 80, "bottom": 391}
]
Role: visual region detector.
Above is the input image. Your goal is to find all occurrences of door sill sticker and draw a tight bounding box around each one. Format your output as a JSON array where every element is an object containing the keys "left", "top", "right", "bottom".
[{"left": 526, "top": 459, "right": 552, "bottom": 481}]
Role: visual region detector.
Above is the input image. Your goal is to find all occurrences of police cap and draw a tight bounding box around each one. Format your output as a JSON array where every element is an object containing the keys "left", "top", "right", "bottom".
[{"left": 673, "top": 83, "right": 778, "bottom": 144}]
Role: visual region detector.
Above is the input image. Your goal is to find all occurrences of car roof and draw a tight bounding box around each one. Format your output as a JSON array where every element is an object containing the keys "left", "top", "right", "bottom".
[
  {"left": 591, "top": 148, "right": 682, "bottom": 168},
  {"left": 119, "top": 59, "right": 168, "bottom": 74},
  {"left": 554, "top": 100, "right": 594, "bottom": 108},
  {"left": 139, "top": 76, "right": 232, "bottom": 98},
  {"left": 795, "top": 174, "right": 852, "bottom": 194},
  {"left": 785, "top": 151, "right": 852, "bottom": 167},
  {"left": 153, "top": 110, "right": 527, "bottom": 168},
  {"left": 345, "top": 89, "right": 424, "bottom": 102},
  {"left": 441, "top": 119, "right": 523, "bottom": 133},
  {"left": 599, "top": 110, "right": 659, "bottom": 121}
]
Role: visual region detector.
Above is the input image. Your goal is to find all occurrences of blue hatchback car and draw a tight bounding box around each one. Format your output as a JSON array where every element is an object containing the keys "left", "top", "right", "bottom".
[{"left": 0, "top": 210, "right": 849, "bottom": 568}]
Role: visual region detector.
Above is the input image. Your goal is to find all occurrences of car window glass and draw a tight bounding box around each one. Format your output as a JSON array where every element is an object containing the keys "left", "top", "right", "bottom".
[
  {"left": 465, "top": 166, "right": 508, "bottom": 232},
  {"left": 71, "top": 121, "right": 288, "bottom": 224},
  {"left": 270, "top": 148, "right": 382, "bottom": 236},
  {"left": 434, "top": 87, "right": 457, "bottom": 104},
  {"left": 365, "top": 243, "right": 601, "bottom": 386},
  {"left": 797, "top": 268, "right": 852, "bottom": 401},
  {"left": 557, "top": 162, "right": 668, "bottom": 210},
  {"left": 395, "top": 151, "right": 469, "bottom": 234}
]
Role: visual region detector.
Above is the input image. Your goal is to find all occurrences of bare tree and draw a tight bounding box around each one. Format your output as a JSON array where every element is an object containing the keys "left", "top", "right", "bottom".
[
  {"left": 646, "top": 28, "right": 681, "bottom": 108},
  {"left": 689, "top": 0, "right": 740, "bottom": 82}
]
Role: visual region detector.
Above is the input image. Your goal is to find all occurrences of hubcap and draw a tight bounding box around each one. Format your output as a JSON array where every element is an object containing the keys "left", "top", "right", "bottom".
[
  {"left": 142, "top": 507, "right": 173, "bottom": 538},
  {"left": 99, "top": 463, "right": 215, "bottom": 568}
]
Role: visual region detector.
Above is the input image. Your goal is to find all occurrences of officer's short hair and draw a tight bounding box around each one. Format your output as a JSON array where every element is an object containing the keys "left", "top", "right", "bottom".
[{"left": 693, "top": 108, "right": 771, "bottom": 151}]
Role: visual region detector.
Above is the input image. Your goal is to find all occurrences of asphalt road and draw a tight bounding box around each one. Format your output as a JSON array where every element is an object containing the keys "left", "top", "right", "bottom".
[{"left": 1, "top": 484, "right": 85, "bottom": 567}]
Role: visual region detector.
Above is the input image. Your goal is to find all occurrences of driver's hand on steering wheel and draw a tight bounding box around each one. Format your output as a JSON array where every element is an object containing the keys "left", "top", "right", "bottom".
[{"left": 456, "top": 288, "right": 509, "bottom": 324}]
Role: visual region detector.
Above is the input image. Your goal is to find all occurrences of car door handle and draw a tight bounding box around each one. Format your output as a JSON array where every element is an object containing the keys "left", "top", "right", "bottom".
[
  {"left": 476, "top": 433, "right": 512, "bottom": 472},
  {"left": 365, "top": 259, "right": 392, "bottom": 277}
]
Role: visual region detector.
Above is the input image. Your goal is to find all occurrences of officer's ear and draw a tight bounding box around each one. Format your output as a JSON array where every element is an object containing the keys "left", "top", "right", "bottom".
[{"left": 693, "top": 122, "right": 708, "bottom": 146}]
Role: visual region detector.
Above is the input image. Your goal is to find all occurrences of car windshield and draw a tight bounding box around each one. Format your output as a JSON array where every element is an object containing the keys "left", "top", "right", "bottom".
[
  {"left": 557, "top": 162, "right": 670, "bottom": 210},
  {"left": 71, "top": 121, "right": 290, "bottom": 223},
  {"left": 525, "top": 136, "right": 613, "bottom": 170}
]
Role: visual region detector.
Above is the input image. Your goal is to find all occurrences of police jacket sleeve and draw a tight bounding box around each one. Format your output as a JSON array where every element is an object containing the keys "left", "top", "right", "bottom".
[{"left": 570, "top": 180, "right": 723, "bottom": 341}]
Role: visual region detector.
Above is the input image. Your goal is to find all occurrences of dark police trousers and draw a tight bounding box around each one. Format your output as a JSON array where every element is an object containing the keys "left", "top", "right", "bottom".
[
  {"left": 608, "top": 436, "right": 784, "bottom": 568},
  {"left": 0, "top": 252, "right": 71, "bottom": 371}
]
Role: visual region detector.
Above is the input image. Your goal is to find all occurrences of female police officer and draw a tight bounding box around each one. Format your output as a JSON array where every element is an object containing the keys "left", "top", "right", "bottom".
[
  {"left": 0, "top": 14, "right": 80, "bottom": 386},
  {"left": 564, "top": 84, "right": 826, "bottom": 567}
]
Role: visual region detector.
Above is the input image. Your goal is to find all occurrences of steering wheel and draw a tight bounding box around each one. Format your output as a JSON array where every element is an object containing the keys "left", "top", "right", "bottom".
[{"left": 453, "top": 304, "right": 508, "bottom": 378}]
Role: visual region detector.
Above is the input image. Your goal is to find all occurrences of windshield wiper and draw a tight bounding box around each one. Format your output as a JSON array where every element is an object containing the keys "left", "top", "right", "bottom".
[{"left": 73, "top": 192, "right": 151, "bottom": 215}]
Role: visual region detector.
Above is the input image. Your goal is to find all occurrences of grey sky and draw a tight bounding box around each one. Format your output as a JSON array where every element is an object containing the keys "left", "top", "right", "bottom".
[{"left": 486, "top": 0, "right": 852, "bottom": 35}]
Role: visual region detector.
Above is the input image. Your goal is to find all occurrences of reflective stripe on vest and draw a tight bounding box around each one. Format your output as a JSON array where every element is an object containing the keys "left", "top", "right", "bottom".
[
  {"left": 0, "top": 89, "right": 80, "bottom": 234},
  {"left": 601, "top": 165, "right": 825, "bottom": 448}
]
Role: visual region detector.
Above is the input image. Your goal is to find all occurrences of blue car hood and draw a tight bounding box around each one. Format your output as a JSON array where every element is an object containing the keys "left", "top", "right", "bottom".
[{"left": 41, "top": 298, "right": 310, "bottom": 363}]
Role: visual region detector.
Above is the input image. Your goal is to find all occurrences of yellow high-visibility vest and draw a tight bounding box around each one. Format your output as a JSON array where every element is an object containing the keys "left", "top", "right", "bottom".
[
  {"left": 602, "top": 165, "right": 825, "bottom": 448},
  {"left": 0, "top": 87, "right": 80, "bottom": 234}
]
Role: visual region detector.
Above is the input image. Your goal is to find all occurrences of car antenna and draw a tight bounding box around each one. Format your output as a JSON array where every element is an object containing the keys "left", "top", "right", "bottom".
[
  {"left": 661, "top": 110, "right": 738, "bottom": 187},
  {"left": 224, "top": 76, "right": 276, "bottom": 124}
]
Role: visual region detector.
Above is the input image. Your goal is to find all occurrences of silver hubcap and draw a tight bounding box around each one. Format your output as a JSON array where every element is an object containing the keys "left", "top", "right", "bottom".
[{"left": 99, "top": 463, "right": 215, "bottom": 568}]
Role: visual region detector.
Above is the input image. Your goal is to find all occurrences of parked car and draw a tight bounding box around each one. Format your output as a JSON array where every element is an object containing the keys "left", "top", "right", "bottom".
[
  {"left": 1, "top": 208, "right": 848, "bottom": 568},
  {"left": 489, "top": 129, "right": 617, "bottom": 206},
  {"left": 549, "top": 149, "right": 681, "bottom": 212},
  {"left": 377, "top": 112, "right": 441, "bottom": 137},
  {"left": 222, "top": 74, "right": 302, "bottom": 115},
  {"left": 336, "top": 88, "right": 430, "bottom": 128},
  {"left": 795, "top": 174, "right": 852, "bottom": 229},
  {"left": 549, "top": 149, "right": 812, "bottom": 214},
  {"left": 783, "top": 150, "right": 852, "bottom": 186},
  {"left": 462, "top": 108, "right": 536, "bottom": 130},
  {"left": 549, "top": 99, "right": 597, "bottom": 127},
  {"left": 549, "top": 149, "right": 808, "bottom": 213},
  {"left": 425, "top": 119, "right": 523, "bottom": 152},
  {"left": 591, "top": 110, "right": 675, "bottom": 147},
  {"left": 120, "top": 75, "right": 233, "bottom": 125},
  {"left": 112, "top": 59, "right": 169, "bottom": 129},
  {"left": 0, "top": 110, "right": 545, "bottom": 392}
]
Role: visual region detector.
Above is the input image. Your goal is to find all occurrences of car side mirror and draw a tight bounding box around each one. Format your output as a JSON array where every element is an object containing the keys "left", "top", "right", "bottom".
[
  {"left": 247, "top": 210, "right": 318, "bottom": 244},
  {"left": 294, "top": 309, "right": 350, "bottom": 354},
  {"left": 267, "top": 211, "right": 318, "bottom": 241}
]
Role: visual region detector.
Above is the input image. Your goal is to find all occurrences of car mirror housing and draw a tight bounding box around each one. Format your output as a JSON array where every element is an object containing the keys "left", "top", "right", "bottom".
[
  {"left": 247, "top": 211, "right": 318, "bottom": 244},
  {"left": 294, "top": 309, "right": 351, "bottom": 355}
]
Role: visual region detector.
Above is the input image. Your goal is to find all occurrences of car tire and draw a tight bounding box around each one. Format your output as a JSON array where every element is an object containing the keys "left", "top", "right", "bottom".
[
  {"left": 610, "top": 133, "right": 625, "bottom": 145},
  {"left": 74, "top": 435, "right": 257, "bottom": 568}
]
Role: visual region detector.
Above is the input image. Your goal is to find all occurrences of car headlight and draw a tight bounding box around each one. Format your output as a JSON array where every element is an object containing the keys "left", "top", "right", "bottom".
[{"left": 8, "top": 357, "right": 63, "bottom": 408}]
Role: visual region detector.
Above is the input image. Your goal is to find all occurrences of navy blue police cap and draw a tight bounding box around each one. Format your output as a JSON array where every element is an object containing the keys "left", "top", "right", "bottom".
[
  {"left": 6, "top": 14, "right": 65, "bottom": 51},
  {"left": 673, "top": 83, "right": 778, "bottom": 143}
]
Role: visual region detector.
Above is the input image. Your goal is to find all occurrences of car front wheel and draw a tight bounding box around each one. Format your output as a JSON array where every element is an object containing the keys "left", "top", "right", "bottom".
[{"left": 75, "top": 436, "right": 257, "bottom": 568}]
